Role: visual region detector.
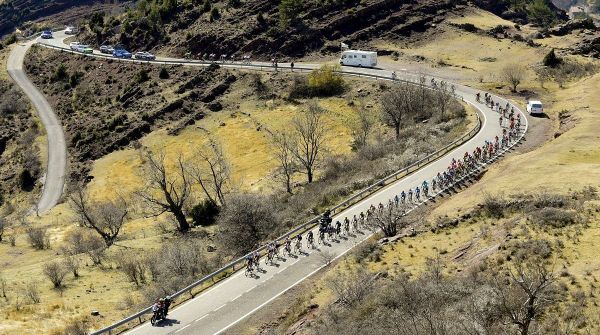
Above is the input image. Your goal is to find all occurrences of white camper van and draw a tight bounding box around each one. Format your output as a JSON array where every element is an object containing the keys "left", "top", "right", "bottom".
[{"left": 339, "top": 50, "right": 377, "bottom": 68}]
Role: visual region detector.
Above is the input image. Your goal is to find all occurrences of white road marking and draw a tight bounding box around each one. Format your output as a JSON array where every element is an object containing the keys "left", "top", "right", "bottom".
[
  {"left": 175, "top": 324, "right": 190, "bottom": 333},
  {"left": 194, "top": 315, "right": 208, "bottom": 322},
  {"left": 213, "top": 304, "right": 226, "bottom": 312}
]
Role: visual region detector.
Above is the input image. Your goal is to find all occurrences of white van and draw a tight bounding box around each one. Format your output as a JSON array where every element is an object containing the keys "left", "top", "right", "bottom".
[
  {"left": 65, "top": 26, "right": 79, "bottom": 35},
  {"left": 339, "top": 50, "right": 377, "bottom": 68},
  {"left": 527, "top": 100, "right": 544, "bottom": 115}
]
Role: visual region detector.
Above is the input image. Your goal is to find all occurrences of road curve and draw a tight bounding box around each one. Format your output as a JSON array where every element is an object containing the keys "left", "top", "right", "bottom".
[
  {"left": 38, "top": 31, "right": 527, "bottom": 335},
  {"left": 7, "top": 40, "right": 67, "bottom": 214}
]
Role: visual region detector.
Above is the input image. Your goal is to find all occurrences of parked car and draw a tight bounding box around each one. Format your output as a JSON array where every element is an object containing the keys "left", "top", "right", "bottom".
[
  {"left": 100, "top": 45, "right": 114, "bottom": 54},
  {"left": 81, "top": 46, "right": 93, "bottom": 54},
  {"left": 65, "top": 26, "right": 79, "bottom": 35},
  {"left": 526, "top": 100, "right": 544, "bottom": 115},
  {"left": 69, "top": 42, "right": 81, "bottom": 50},
  {"left": 134, "top": 51, "right": 156, "bottom": 61},
  {"left": 40, "top": 30, "right": 53, "bottom": 39},
  {"left": 113, "top": 49, "right": 132, "bottom": 59}
]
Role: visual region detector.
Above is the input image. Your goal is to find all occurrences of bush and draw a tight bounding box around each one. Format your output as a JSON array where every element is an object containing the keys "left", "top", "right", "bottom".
[
  {"left": 159, "top": 67, "right": 170, "bottom": 79},
  {"left": 26, "top": 227, "right": 50, "bottom": 250},
  {"left": 191, "top": 200, "right": 220, "bottom": 226},
  {"left": 531, "top": 207, "right": 577, "bottom": 228},
  {"left": 51, "top": 64, "right": 69, "bottom": 83},
  {"left": 210, "top": 7, "right": 220, "bottom": 21},
  {"left": 307, "top": 65, "right": 345, "bottom": 97},
  {"left": 135, "top": 69, "right": 150, "bottom": 84},
  {"left": 543, "top": 49, "right": 562, "bottom": 68},
  {"left": 43, "top": 261, "right": 68, "bottom": 288},
  {"left": 480, "top": 194, "right": 507, "bottom": 218}
]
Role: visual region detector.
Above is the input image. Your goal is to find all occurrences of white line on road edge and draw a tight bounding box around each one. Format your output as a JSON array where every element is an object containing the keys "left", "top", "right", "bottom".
[
  {"left": 174, "top": 324, "right": 190, "bottom": 333},
  {"left": 194, "top": 315, "right": 208, "bottom": 322},
  {"left": 213, "top": 304, "right": 226, "bottom": 312}
]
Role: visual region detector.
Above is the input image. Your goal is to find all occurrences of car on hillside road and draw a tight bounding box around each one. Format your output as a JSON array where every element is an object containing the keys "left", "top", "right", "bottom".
[
  {"left": 65, "top": 26, "right": 79, "bottom": 35},
  {"left": 134, "top": 51, "right": 156, "bottom": 61},
  {"left": 526, "top": 100, "right": 544, "bottom": 116},
  {"left": 113, "top": 49, "right": 132, "bottom": 59},
  {"left": 75, "top": 45, "right": 93, "bottom": 54},
  {"left": 69, "top": 42, "right": 81, "bottom": 51},
  {"left": 40, "top": 30, "right": 53, "bottom": 39},
  {"left": 100, "top": 45, "right": 115, "bottom": 54}
]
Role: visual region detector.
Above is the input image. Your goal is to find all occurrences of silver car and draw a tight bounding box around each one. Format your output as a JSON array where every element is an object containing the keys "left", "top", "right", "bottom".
[{"left": 134, "top": 51, "right": 156, "bottom": 61}]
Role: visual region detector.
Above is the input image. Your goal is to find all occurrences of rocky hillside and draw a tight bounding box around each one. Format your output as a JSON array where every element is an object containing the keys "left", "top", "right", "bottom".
[
  {"left": 24, "top": 47, "right": 238, "bottom": 181},
  {"left": 79, "top": 0, "right": 460, "bottom": 59},
  {"left": 0, "top": 0, "right": 130, "bottom": 37}
]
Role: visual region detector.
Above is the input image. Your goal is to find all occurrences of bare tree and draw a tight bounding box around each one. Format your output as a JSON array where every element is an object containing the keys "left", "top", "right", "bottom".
[
  {"left": 503, "top": 63, "right": 525, "bottom": 92},
  {"left": 63, "top": 255, "right": 81, "bottom": 278},
  {"left": 380, "top": 82, "right": 419, "bottom": 140},
  {"left": 26, "top": 226, "right": 50, "bottom": 250},
  {"left": 290, "top": 101, "right": 327, "bottom": 183},
  {"left": 0, "top": 273, "right": 8, "bottom": 301},
  {"left": 70, "top": 187, "right": 128, "bottom": 247},
  {"left": 350, "top": 105, "right": 376, "bottom": 149},
  {"left": 24, "top": 281, "right": 40, "bottom": 304},
  {"left": 327, "top": 267, "right": 374, "bottom": 307},
  {"left": 192, "top": 140, "right": 231, "bottom": 206},
  {"left": 0, "top": 217, "right": 5, "bottom": 242},
  {"left": 369, "top": 204, "right": 409, "bottom": 237},
  {"left": 217, "top": 194, "right": 277, "bottom": 255},
  {"left": 43, "top": 261, "right": 68, "bottom": 289},
  {"left": 492, "top": 261, "right": 557, "bottom": 335},
  {"left": 435, "top": 81, "right": 455, "bottom": 118},
  {"left": 270, "top": 131, "right": 298, "bottom": 193},
  {"left": 137, "top": 151, "right": 192, "bottom": 233}
]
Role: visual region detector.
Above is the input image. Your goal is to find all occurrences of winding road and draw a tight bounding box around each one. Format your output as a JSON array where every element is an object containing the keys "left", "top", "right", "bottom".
[
  {"left": 7, "top": 39, "right": 67, "bottom": 214},
  {"left": 30, "top": 31, "right": 527, "bottom": 335}
]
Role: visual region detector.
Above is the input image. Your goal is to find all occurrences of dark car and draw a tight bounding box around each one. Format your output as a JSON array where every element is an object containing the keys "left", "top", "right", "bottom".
[
  {"left": 112, "top": 49, "right": 132, "bottom": 59},
  {"left": 40, "top": 31, "right": 53, "bottom": 39}
]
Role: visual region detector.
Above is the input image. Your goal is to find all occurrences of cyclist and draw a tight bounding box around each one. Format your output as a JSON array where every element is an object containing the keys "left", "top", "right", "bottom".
[
  {"left": 401, "top": 190, "right": 406, "bottom": 204},
  {"left": 295, "top": 234, "right": 302, "bottom": 253},
  {"left": 352, "top": 215, "right": 358, "bottom": 231},
  {"left": 415, "top": 186, "right": 421, "bottom": 201},
  {"left": 336, "top": 220, "right": 342, "bottom": 236},
  {"left": 245, "top": 255, "right": 254, "bottom": 277},
  {"left": 408, "top": 189, "right": 413, "bottom": 202},
  {"left": 285, "top": 237, "right": 292, "bottom": 256},
  {"left": 307, "top": 230, "right": 314, "bottom": 249},
  {"left": 394, "top": 194, "right": 400, "bottom": 206},
  {"left": 344, "top": 217, "right": 350, "bottom": 235}
]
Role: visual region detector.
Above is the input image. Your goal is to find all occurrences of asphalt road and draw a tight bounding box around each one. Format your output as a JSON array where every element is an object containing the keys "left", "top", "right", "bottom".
[
  {"left": 37, "top": 32, "right": 526, "bottom": 335},
  {"left": 7, "top": 39, "right": 67, "bottom": 214}
]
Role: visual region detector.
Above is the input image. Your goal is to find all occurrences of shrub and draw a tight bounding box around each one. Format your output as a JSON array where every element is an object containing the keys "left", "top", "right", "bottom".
[
  {"left": 43, "top": 261, "right": 68, "bottom": 288},
  {"left": 210, "top": 7, "right": 220, "bottom": 21},
  {"left": 26, "top": 227, "right": 50, "bottom": 250},
  {"left": 4, "top": 34, "right": 17, "bottom": 45},
  {"left": 191, "top": 200, "right": 220, "bottom": 226},
  {"left": 135, "top": 69, "right": 150, "bottom": 83},
  {"left": 531, "top": 207, "right": 577, "bottom": 228},
  {"left": 51, "top": 64, "right": 69, "bottom": 83},
  {"left": 307, "top": 65, "right": 345, "bottom": 97},
  {"left": 279, "top": 0, "right": 302, "bottom": 27},
  {"left": 159, "top": 67, "right": 170, "bottom": 79},
  {"left": 481, "top": 194, "right": 507, "bottom": 218},
  {"left": 543, "top": 49, "right": 562, "bottom": 68}
]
